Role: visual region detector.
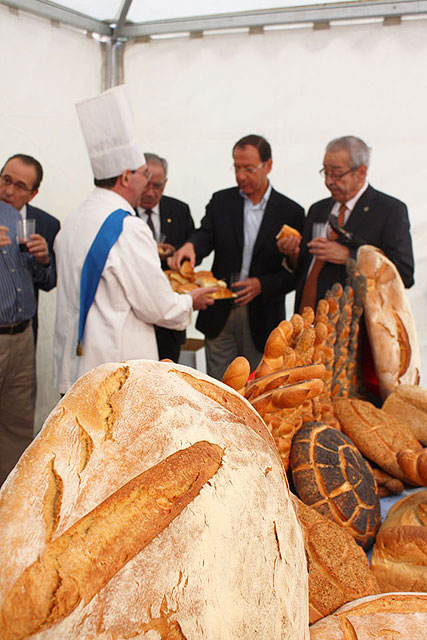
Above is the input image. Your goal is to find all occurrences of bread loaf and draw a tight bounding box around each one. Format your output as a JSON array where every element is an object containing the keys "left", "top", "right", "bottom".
[
  {"left": 295, "top": 499, "right": 379, "bottom": 625},
  {"left": 396, "top": 449, "right": 427, "bottom": 486},
  {"left": 0, "top": 361, "right": 309, "bottom": 639},
  {"left": 333, "top": 397, "right": 422, "bottom": 482},
  {"left": 290, "top": 422, "right": 381, "bottom": 549},
  {"left": 309, "top": 592, "right": 427, "bottom": 639},
  {"left": 356, "top": 245, "right": 420, "bottom": 398},
  {"left": 275, "top": 223, "right": 302, "bottom": 240},
  {"left": 371, "top": 489, "right": 427, "bottom": 592},
  {"left": 221, "top": 356, "right": 251, "bottom": 393},
  {"left": 383, "top": 384, "right": 427, "bottom": 445}
]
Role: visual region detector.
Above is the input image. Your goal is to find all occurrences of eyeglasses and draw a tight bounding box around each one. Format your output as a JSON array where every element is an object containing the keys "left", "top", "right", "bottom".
[
  {"left": 145, "top": 180, "right": 166, "bottom": 191},
  {"left": 132, "top": 168, "right": 152, "bottom": 181},
  {"left": 319, "top": 167, "right": 356, "bottom": 180},
  {"left": 0, "top": 175, "right": 35, "bottom": 193},
  {"left": 233, "top": 162, "right": 265, "bottom": 176}
]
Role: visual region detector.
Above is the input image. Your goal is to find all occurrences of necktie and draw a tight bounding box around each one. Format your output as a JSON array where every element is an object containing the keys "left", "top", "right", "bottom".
[
  {"left": 145, "top": 209, "right": 156, "bottom": 239},
  {"left": 298, "top": 203, "right": 347, "bottom": 313}
]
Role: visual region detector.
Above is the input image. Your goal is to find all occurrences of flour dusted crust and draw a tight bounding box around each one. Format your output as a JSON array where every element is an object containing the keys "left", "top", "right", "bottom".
[
  {"left": 371, "top": 490, "right": 427, "bottom": 592},
  {"left": 309, "top": 592, "right": 427, "bottom": 639},
  {"left": 0, "top": 360, "right": 309, "bottom": 640},
  {"left": 356, "top": 245, "right": 420, "bottom": 399}
]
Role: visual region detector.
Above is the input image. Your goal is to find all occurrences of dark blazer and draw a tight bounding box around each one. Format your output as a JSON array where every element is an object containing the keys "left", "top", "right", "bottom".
[
  {"left": 193, "top": 186, "right": 305, "bottom": 353},
  {"left": 27, "top": 203, "right": 60, "bottom": 339},
  {"left": 156, "top": 195, "right": 195, "bottom": 360},
  {"left": 294, "top": 185, "right": 414, "bottom": 312},
  {"left": 159, "top": 195, "right": 195, "bottom": 258}
]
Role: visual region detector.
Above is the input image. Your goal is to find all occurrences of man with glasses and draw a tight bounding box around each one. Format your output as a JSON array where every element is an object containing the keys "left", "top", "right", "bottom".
[
  {"left": 170, "top": 134, "right": 304, "bottom": 380},
  {"left": 137, "top": 152, "right": 195, "bottom": 361},
  {"left": 53, "top": 86, "right": 214, "bottom": 395},
  {"left": 285, "top": 136, "right": 414, "bottom": 313},
  {"left": 0, "top": 154, "right": 60, "bottom": 341}
]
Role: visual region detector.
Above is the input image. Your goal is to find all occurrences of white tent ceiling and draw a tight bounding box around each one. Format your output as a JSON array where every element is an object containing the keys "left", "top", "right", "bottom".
[{"left": 2, "top": 0, "right": 427, "bottom": 39}]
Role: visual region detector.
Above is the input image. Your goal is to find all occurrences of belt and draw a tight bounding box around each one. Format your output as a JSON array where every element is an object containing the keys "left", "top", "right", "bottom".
[{"left": 0, "top": 319, "right": 31, "bottom": 335}]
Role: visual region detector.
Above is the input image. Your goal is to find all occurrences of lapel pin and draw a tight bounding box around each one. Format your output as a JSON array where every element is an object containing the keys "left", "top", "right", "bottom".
[
  {"left": 167, "top": 218, "right": 172, "bottom": 223},
  {"left": 363, "top": 206, "right": 369, "bottom": 212}
]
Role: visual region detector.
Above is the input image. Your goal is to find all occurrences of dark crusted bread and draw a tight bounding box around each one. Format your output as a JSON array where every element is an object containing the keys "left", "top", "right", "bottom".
[{"left": 290, "top": 422, "right": 381, "bottom": 549}]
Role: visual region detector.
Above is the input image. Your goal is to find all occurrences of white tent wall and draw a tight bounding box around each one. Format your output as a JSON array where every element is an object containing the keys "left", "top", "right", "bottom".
[
  {"left": 1, "top": 4, "right": 426, "bottom": 431},
  {"left": 126, "top": 18, "right": 427, "bottom": 371},
  {"left": 0, "top": 5, "right": 101, "bottom": 428}
]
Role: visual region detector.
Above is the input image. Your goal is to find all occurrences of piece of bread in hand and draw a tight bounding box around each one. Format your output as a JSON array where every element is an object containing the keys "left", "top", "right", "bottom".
[{"left": 276, "top": 224, "right": 302, "bottom": 240}]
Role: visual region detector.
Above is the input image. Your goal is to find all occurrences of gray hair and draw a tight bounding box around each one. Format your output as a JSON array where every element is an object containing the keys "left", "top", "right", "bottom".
[
  {"left": 325, "top": 136, "right": 371, "bottom": 170},
  {"left": 143, "top": 152, "right": 168, "bottom": 177}
]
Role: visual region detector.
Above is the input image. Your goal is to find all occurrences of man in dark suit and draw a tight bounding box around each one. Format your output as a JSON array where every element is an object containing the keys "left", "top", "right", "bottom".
[
  {"left": 279, "top": 136, "right": 414, "bottom": 313},
  {"left": 137, "top": 153, "right": 195, "bottom": 362},
  {"left": 0, "top": 154, "right": 60, "bottom": 341},
  {"left": 170, "top": 134, "right": 305, "bottom": 380}
]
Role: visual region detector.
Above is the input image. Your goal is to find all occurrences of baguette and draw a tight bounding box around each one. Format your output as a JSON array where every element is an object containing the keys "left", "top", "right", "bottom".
[
  {"left": 0, "top": 442, "right": 223, "bottom": 640},
  {"left": 251, "top": 378, "right": 324, "bottom": 417}
]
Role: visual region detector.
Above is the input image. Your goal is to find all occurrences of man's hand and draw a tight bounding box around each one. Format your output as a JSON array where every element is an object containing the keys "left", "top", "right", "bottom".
[
  {"left": 232, "top": 277, "right": 262, "bottom": 306},
  {"left": 277, "top": 235, "right": 301, "bottom": 268},
  {"left": 0, "top": 225, "right": 11, "bottom": 248},
  {"left": 189, "top": 286, "right": 217, "bottom": 310},
  {"left": 307, "top": 237, "right": 350, "bottom": 264},
  {"left": 277, "top": 235, "right": 301, "bottom": 259},
  {"left": 27, "top": 233, "right": 50, "bottom": 266},
  {"left": 158, "top": 242, "right": 175, "bottom": 259},
  {"left": 168, "top": 242, "right": 196, "bottom": 271}
]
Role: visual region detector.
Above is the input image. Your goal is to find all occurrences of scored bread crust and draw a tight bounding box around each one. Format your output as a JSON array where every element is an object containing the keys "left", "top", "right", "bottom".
[
  {"left": 333, "top": 397, "right": 422, "bottom": 482},
  {"left": 0, "top": 360, "right": 309, "bottom": 640},
  {"left": 383, "top": 384, "right": 427, "bottom": 445},
  {"left": 294, "top": 499, "right": 379, "bottom": 625},
  {"left": 371, "top": 490, "right": 427, "bottom": 592},
  {"left": 309, "top": 592, "right": 427, "bottom": 639},
  {"left": 356, "top": 245, "right": 420, "bottom": 399}
]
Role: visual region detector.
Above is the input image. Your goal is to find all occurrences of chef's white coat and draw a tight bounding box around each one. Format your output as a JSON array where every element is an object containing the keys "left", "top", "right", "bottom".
[{"left": 53, "top": 188, "right": 192, "bottom": 393}]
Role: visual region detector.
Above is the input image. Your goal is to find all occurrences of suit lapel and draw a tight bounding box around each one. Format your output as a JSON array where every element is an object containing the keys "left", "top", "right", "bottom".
[
  {"left": 345, "top": 185, "right": 375, "bottom": 233},
  {"left": 230, "top": 189, "right": 244, "bottom": 254}
]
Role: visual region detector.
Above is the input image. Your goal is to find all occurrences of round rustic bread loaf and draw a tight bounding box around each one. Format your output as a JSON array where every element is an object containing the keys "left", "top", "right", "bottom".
[
  {"left": 0, "top": 360, "right": 309, "bottom": 640},
  {"left": 290, "top": 422, "right": 380, "bottom": 549},
  {"left": 309, "top": 592, "right": 427, "bottom": 639},
  {"left": 294, "top": 499, "right": 379, "bottom": 624},
  {"left": 371, "top": 489, "right": 427, "bottom": 592}
]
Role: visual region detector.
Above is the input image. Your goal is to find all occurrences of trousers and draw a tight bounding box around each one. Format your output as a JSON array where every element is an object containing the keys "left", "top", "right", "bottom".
[{"left": 0, "top": 324, "right": 36, "bottom": 486}]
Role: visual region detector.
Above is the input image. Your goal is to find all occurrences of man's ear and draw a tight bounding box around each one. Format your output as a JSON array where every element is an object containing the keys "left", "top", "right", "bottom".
[
  {"left": 265, "top": 158, "right": 273, "bottom": 175},
  {"left": 26, "top": 188, "right": 39, "bottom": 205}
]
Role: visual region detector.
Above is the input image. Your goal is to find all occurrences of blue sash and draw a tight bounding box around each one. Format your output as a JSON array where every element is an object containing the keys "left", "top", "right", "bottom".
[{"left": 77, "top": 208, "right": 130, "bottom": 355}]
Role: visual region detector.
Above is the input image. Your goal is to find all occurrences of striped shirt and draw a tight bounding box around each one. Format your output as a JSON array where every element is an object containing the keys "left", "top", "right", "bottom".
[{"left": 0, "top": 201, "right": 51, "bottom": 325}]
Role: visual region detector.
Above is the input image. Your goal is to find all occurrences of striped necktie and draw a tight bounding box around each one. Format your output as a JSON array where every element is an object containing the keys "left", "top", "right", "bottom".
[{"left": 145, "top": 209, "right": 156, "bottom": 239}]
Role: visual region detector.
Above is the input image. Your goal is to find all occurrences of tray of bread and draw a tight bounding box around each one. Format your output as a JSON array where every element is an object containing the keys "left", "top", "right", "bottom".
[{"left": 165, "top": 261, "right": 237, "bottom": 300}]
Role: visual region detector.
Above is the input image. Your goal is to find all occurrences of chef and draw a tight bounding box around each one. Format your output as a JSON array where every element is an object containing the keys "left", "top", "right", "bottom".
[{"left": 53, "top": 85, "right": 214, "bottom": 393}]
